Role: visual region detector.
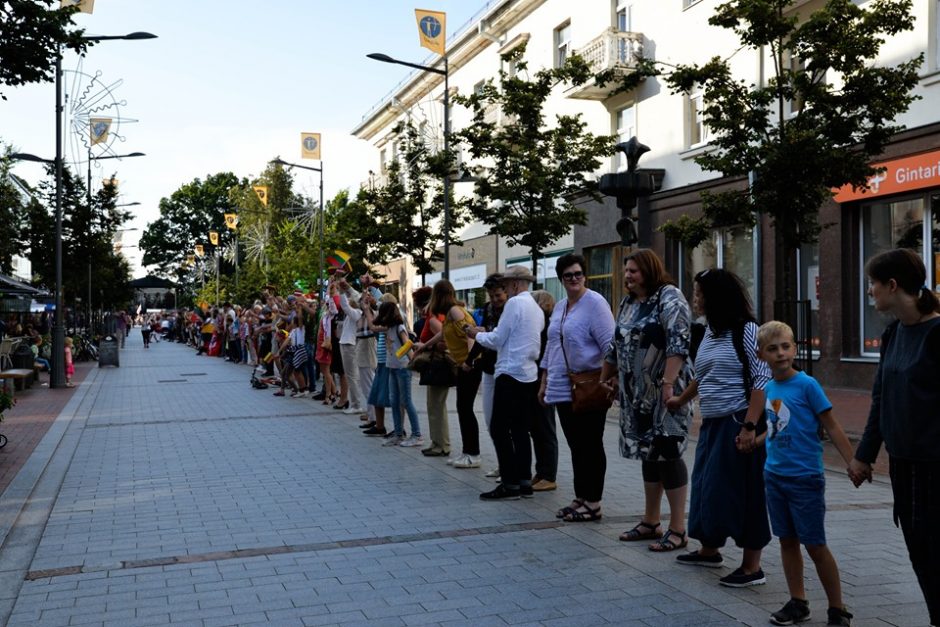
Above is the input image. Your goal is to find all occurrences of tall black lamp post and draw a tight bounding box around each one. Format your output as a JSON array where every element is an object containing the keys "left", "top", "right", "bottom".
[
  {"left": 366, "top": 52, "right": 451, "bottom": 280},
  {"left": 270, "top": 158, "right": 325, "bottom": 298},
  {"left": 45, "top": 31, "right": 157, "bottom": 387}
]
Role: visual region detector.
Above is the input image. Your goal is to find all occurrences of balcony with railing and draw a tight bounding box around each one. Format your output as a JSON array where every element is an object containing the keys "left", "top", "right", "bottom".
[{"left": 566, "top": 28, "right": 644, "bottom": 100}]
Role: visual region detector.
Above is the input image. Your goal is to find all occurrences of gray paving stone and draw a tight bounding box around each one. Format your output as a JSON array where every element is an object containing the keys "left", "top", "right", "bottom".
[{"left": 0, "top": 337, "right": 930, "bottom": 627}]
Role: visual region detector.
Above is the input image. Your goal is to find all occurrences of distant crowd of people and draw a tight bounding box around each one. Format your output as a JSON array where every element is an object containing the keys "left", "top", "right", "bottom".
[{"left": 118, "top": 248, "right": 937, "bottom": 626}]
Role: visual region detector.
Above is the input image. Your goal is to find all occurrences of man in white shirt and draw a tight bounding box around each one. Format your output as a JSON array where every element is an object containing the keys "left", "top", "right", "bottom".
[{"left": 468, "top": 265, "right": 545, "bottom": 500}]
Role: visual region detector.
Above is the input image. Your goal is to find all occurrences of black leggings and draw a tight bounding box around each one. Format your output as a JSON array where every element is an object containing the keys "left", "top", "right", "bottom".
[
  {"left": 641, "top": 458, "right": 688, "bottom": 491},
  {"left": 890, "top": 457, "right": 940, "bottom": 625}
]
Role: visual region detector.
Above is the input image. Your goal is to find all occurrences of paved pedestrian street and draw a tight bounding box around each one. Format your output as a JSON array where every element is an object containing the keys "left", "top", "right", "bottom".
[{"left": 0, "top": 333, "right": 929, "bottom": 626}]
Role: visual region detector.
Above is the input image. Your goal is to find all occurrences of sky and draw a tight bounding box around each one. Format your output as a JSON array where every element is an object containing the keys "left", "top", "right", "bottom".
[{"left": 1, "top": 0, "right": 487, "bottom": 277}]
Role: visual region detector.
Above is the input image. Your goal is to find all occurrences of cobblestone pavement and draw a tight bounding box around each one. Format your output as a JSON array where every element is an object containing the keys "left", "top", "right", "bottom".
[{"left": 0, "top": 330, "right": 928, "bottom": 626}]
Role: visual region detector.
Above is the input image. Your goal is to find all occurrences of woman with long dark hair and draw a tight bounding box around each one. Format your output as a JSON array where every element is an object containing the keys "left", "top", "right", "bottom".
[
  {"left": 851, "top": 248, "right": 940, "bottom": 625},
  {"left": 601, "top": 250, "right": 692, "bottom": 545},
  {"left": 418, "top": 280, "right": 482, "bottom": 468},
  {"left": 668, "top": 268, "right": 771, "bottom": 587}
]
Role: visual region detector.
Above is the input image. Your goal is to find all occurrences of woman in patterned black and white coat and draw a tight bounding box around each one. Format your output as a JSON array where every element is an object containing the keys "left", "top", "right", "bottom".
[{"left": 601, "top": 249, "right": 694, "bottom": 553}]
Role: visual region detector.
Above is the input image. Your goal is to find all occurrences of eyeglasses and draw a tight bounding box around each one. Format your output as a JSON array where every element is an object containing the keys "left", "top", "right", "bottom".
[{"left": 561, "top": 271, "right": 584, "bottom": 281}]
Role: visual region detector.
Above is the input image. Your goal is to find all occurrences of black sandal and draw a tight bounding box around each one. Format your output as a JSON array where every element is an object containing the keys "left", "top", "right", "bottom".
[
  {"left": 649, "top": 529, "right": 687, "bottom": 552},
  {"left": 564, "top": 504, "right": 602, "bottom": 523},
  {"left": 619, "top": 521, "right": 661, "bottom": 542},
  {"left": 556, "top": 498, "right": 584, "bottom": 519}
]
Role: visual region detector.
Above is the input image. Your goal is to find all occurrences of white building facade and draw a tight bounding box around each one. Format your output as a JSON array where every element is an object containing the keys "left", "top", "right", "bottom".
[{"left": 353, "top": 0, "right": 940, "bottom": 389}]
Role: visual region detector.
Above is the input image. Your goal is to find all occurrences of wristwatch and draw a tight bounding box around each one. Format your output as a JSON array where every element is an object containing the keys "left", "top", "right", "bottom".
[{"left": 742, "top": 421, "right": 757, "bottom": 432}]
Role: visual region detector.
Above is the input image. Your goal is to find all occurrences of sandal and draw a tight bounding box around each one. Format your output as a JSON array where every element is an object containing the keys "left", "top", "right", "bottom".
[
  {"left": 564, "top": 504, "right": 602, "bottom": 523},
  {"left": 649, "top": 529, "right": 687, "bottom": 552},
  {"left": 619, "top": 521, "right": 661, "bottom": 542},
  {"left": 556, "top": 498, "right": 584, "bottom": 519}
]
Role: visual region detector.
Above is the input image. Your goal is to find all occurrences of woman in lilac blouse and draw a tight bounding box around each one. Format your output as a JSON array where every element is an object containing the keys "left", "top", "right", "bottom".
[{"left": 539, "top": 253, "right": 615, "bottom": 522}]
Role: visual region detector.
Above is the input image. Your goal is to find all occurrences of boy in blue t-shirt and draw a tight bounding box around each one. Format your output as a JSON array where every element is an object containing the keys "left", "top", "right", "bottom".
[{"left": 757, "top": 321, "right": 855, "bottom": 627}]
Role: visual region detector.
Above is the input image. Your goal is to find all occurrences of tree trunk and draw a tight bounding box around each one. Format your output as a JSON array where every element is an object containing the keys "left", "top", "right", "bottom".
[{"left": 531, "top": 248, "right": 540, "bottom": 291}]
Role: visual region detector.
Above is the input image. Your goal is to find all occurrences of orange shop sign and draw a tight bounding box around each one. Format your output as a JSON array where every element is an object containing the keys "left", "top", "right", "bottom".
[{"left": 833, "top": 148, "right": 940, "bottom": 203}]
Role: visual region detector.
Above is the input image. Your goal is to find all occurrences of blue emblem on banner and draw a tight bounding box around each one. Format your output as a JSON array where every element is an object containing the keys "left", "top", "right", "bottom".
[{"left": 420, "top": 16, "right": 442, "bottom": 39}]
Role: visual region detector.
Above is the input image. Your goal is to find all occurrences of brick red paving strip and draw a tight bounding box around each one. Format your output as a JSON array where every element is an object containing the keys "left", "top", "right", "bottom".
[{"left": 0, "top": 360, "right": 94, "bottom": 496}]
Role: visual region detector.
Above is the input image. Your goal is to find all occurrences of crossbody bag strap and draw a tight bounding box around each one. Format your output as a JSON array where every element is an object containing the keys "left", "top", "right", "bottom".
[{"left": 559, "top": 304, "right": 572, "bottom": 374}]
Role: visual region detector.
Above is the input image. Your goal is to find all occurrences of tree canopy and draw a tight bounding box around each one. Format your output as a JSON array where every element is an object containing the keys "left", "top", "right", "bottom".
[
  {"left": 454, "top": 44, "right": 615, "bottom": 277},
  {"left": 0, "top": 0, "right": 90, "bottom": 100}
]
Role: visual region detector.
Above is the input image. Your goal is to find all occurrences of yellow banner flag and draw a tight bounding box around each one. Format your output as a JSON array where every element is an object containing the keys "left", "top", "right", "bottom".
[
  {"left": 60, "top": 0, "right": 94, "bottom": 13},
  {"left": 186, "top": 255, "right": 196, "bottom": 265},
  {"left": 194, "top": 244, "right": 205, "bottom": 257},
  {"left": 209, "top": 231, "right": 219, "bottom": 246},
  {"left": 224, "top": 213, "right": 238, "bottom": 230},
  {"left": 301, "top": 133, "right": 321, "bottom": 160},
  {"left": 253, "top": 185, "right": 269, "bottom": 206},
  {"left": 415, "top": 9, "right": 446, "bottom": 56},
  {"left": 102, "top": 177, "right": 119, "bottom": 189},
  {"left": 89, "top": 118, "right": 111, "bottom": 146}
]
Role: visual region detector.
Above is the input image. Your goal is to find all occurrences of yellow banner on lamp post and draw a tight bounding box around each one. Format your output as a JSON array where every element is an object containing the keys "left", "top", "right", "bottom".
[
  {"left": 60, "top": 0, "right": 94, "bottom": 13},
  {"left": 224, "top": 213, "right": 238, "bottom": 230},
  {"left": 194, "top": 245, "right": 205, "bottom": 257},
  {"left": 89, "top": 118, "right": 111, "bottom": 146},
  {"left": 415, "top": 9, "right": 446, "bottom": 56},
  {"left": 253, "top": 185, "right": 269, "bottom": 206},
  {"left": 301, "top": 133, "right": 321, "bottom": 160},
  {"left": 209, "top": 231, "right": 219, "bottom": 246}
]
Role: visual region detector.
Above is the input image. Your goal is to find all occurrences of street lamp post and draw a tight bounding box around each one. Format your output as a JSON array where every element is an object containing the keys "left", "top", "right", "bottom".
[
  {"left": 367, "top": 52, "right": 450, "bottom": 280},
  {"left": 270, "top": 158, "right": 324, "bottom": 298},
  {"left": 86, "top": 151, "right": 145, "bottom": 207},
  {"left": 43, "top": 31, "right": 156, "bottom": 388}
]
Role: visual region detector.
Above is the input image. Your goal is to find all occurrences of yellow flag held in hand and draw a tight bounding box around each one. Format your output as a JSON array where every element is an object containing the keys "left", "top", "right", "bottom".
[
  {"left": 224, "top": 213, "right": 238, "bottom": 230},
  {"left": 415, "top": 9, "right": 446, "bottom": 56},
  {"left": 253, "top": 185, "right": 269, "bottom": 206},
  {"left": 209, "top": 231, "right": 219, "bottom": 246},
  {"left": 301, "top": 133, "right": 321, "bottom": 160}
]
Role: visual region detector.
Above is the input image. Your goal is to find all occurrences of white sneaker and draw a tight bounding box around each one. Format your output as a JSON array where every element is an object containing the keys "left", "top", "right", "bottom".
[
  {"left": 343, "top": 406, "right": 363, "bottom": 415},
  {"left": 484, "top": 467, "right": 501, "bottom": 478},
  {"left": 446, "top": 455, "right": 462, "bottom": 466},
  {"left": 296, "top": 391, "right": 309, "bottom": 398},
  {"left": 453, "top": 455, "right": 481, "bottom": 469},
  {"left": 398, "top": 436, "right": 424, "bottom": 447},
  {"left": 382, "top": 435, "right": 403, "bottom": 447}
]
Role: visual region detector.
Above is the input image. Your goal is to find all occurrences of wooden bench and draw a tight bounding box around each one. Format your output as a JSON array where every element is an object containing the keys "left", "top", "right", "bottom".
[{"left": 0, "top": 369, "right": 35, "bottom": 394}]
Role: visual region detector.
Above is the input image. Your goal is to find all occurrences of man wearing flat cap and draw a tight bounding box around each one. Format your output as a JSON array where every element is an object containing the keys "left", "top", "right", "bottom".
[{"left": 468, "top": 265, "right": 545, "bottom": 500}]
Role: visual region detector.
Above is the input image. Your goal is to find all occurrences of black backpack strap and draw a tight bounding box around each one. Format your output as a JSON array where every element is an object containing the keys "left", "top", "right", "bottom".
[{"left": 731, "top": 321, "right": 752, "bottom": 402}]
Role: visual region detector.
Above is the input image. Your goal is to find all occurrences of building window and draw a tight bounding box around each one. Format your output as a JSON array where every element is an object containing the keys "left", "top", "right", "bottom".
[
  {"left": 614, "top": 104, "right": 636, "bottom": 171},
  {"left": 859, "top": 196, "right": 928, "bottom": 355},
  {"left": 554, "top": 21, "right": 572, "bottom": 68},
  {"left": 679, "top": 225, "right": 758, "bottom": 312},
  {"left": 797, "top": 242, "right": 821, "bottom": 353},
  {"left": 615, "top": 1, "right": 632, "bottom": 31},
  {"left": 687, "top": 89, "right": 709, "bottom": 148},
  {"left": 585, "top": 245, "right": 616, "bottom": 306},
  {"left": 379, "top": 148, "right": 387, "bottom": 174},
  {"left": 782, "top": 51, "right": 805, "bottom": 118}
]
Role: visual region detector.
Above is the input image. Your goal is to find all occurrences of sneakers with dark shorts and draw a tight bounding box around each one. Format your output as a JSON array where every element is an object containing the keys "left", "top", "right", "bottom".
[
  {"left": 719, "top": 567, "right": 766, "bottom": 587},
  {"left": 676, "top": 550, "right": 724, "bottom": 568},
  {"left": 770, "top": 598, "right": 811, "bottom": 625}
]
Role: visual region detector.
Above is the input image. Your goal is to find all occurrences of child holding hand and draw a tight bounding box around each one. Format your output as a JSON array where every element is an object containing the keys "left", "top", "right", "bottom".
[{"left": 758, "top": 321, "right": 854, "bottom": 626}]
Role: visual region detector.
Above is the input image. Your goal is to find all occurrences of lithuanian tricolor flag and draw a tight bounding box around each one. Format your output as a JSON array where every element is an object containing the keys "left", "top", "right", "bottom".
[{"left": 326, "top": 250, "right": 351, "bottom": 270}]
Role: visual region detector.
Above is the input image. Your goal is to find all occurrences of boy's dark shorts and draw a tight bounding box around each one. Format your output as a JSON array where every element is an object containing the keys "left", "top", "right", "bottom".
[{"left": 765, "top": 470, "right": 827, "bottom": 546}]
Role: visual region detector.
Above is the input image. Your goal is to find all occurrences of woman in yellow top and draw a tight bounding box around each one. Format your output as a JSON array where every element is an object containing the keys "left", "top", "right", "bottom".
[{"left": 418, "top": 279, "right": 482, "bottom": 468}]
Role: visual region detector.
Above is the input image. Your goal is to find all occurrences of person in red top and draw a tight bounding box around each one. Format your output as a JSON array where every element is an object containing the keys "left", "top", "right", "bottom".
[{"left": 415, "top": 287, "right": 451, "bottom": 457}]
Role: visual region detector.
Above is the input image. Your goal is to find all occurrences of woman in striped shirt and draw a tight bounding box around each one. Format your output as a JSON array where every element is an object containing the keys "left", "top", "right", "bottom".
[{"left": 668, "top": 268, "right": 772, "bottom": 588}]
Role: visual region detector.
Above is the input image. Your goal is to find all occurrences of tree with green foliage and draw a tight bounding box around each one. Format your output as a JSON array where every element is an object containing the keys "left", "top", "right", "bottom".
[
  {"left": 0, "top": 148, "right": 28, "bottom": 274},
  {"left": 605, "top": 0, "right": 922, "bottom": 298},
  {"left": 454, "top": 44, "right": 615, "bottom": 279},
  {"left": 0, "top": 0, "right": 90, "bottom": 100},
  {"left": 139, "top": 172, "right": 241, "bottom": 280}
]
